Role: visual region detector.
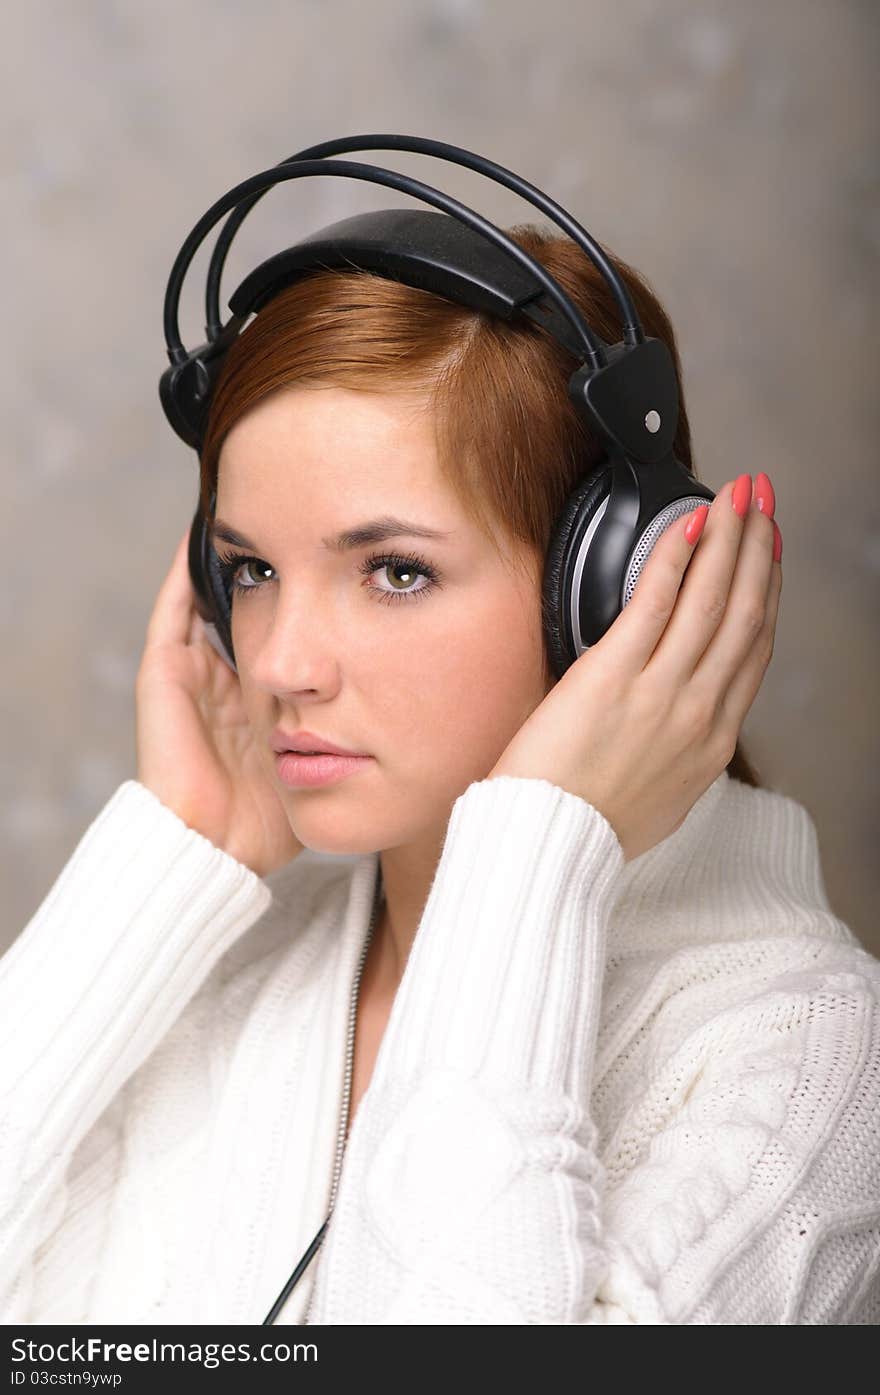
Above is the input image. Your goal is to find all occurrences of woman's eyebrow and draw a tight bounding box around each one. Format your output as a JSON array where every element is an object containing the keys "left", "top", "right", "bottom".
[{"left": 209, "top": 516, "right": 452, "bottom": 553}]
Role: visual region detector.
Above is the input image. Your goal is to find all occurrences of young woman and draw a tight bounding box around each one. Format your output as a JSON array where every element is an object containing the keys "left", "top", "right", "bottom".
[{"left": 2, "top": 227, "right": 878, "bottom": 1325}]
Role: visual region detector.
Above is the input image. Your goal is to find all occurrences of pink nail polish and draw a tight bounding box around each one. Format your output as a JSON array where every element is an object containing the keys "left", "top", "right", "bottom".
[
  {"left": 755, "top": 472, "right": 776, "bottom": 517},
  {"left": 684, "top": 505, "right": 709, "bottom": 546},
  {"left": 732, "top": 474, "right": 752, "bottom": 519},
  {"left": 772, "top": 520, "right": 783, "bottom": 562}
]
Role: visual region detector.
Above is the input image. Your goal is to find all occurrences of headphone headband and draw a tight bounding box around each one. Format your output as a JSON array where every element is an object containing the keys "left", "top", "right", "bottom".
[
  {"left": 201, "top": 134, "right": 644, "bottom": 347},
  {"left": 162, "top": 156, "right": 605, "bottom": 367},
  {"left": 159, "top": 138, "right": 677, "bottom": 465},
  {"left": 229, "top": 208, "right": 589, "bottom": 357}
]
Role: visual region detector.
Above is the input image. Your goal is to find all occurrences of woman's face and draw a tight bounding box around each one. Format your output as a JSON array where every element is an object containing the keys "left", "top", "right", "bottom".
[{"left": 214, "top": 384, "right": 553, "bottom": 856}]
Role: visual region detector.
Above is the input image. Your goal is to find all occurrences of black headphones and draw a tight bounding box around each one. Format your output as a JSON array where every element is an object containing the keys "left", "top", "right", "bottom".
[{"left": 159, "top": 134, "right": 715, "bottom": 686}]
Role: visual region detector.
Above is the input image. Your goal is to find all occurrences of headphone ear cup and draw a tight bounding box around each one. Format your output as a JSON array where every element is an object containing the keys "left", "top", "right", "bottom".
[
  {"left": 543, "top": 460, "right": 612, "bottom": 681},
  {"left": 187, "top": 499, "right": 238, "bottom": 674},
  {"left": 204, "top": 542, "right": 237, "bottom": 673}
]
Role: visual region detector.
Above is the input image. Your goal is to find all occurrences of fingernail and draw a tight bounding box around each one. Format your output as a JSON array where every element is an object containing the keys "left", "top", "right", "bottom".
[
  {"left": 732, "top": 473, "right": 752, "bottom": 519},
  {"left": 773, "top": 520, "right": 783, "bottom": 562},
  {"left": 755, "top": 472, "right": 776, "bottom": 518},
  {"left": 684, "top": 505, "right": 709, "bottom": 545}
]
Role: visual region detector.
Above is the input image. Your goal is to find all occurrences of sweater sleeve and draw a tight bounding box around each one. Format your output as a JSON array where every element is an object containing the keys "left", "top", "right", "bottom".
[
  {"left": 305, "top": 775, "right": 880, "bottom": 1325},
  {"left": 306, "top": 773, "right": 625, "bottom": 1323},
  {"left": 0, "top": 779, "right": 273, "bottom": 1323}
]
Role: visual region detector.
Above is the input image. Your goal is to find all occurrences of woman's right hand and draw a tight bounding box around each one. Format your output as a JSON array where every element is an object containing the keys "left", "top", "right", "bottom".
[{"left": 135, "top": 524, "right": 305, "bottom": 879}]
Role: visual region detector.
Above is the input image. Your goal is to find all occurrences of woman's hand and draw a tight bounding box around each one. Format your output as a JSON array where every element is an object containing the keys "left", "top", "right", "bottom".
[
  {"left": 135, "top": 525, "right": 304, "bottom": 879},
  {"left": 488, "top": 473, "right": 783, "bottom": 863}
]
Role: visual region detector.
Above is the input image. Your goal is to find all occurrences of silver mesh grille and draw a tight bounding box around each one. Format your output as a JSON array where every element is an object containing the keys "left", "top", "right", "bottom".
[{"left": 623, "top": 495, "right": 709, "bottom": 607}]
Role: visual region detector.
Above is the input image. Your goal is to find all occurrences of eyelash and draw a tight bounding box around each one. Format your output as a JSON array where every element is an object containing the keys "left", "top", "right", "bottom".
[{"left": 213, "top": 547, "right": 442, "bottom": 607}]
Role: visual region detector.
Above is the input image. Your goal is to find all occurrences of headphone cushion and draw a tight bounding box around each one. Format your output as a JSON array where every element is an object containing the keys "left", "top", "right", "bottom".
[{"left": 542, "top": 460, "right": 612, "bottom": 680}]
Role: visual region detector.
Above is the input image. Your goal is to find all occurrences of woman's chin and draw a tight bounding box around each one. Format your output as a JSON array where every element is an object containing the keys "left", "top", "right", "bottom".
[{"left": 294, "top": 827, "right": 382, "bottom": 859}]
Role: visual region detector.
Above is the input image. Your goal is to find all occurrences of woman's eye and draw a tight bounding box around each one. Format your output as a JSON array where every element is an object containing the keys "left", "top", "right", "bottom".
[
  {"left": 217, "top": 555, "right": 273, "bottom": 595},
  {"left": 363, "top": 555, "right": 438, "bottom": 605}
]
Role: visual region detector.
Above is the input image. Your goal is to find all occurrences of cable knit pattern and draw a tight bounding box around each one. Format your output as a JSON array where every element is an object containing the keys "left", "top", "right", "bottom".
[{"left": 1, "top": 771, "right": 878, "bottom": 1325}]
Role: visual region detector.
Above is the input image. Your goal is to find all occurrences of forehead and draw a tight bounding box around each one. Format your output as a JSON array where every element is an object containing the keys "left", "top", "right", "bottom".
[{"left": 217, "top": 384, "right": 449, "bottom": 507}]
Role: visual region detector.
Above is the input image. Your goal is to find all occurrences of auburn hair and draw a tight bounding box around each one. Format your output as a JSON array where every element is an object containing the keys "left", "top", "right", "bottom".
[{"left": 199, "top": 221, "right": 763, "bottom": 789}]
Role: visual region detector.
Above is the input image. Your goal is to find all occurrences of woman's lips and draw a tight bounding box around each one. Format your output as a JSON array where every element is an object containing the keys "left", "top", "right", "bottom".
[
  {"left": 270, "top": 726, "right": 368, "bottom": 757},
  {"left": 275, "top": 751, "right": 373, "bottom": 789}
]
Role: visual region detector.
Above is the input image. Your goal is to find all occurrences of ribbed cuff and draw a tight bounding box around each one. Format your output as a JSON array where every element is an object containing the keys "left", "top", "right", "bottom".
[
  {"left": 0, "top": 779, "right": 273, "bottom": 1174},
  {"left": 372, "top": 775, "right": 624, "bottom": 1100}
]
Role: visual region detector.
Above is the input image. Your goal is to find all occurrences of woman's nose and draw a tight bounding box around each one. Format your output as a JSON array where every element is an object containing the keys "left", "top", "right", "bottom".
[{"left": 245, "top": 586, "right": 341, "bottom": 694}]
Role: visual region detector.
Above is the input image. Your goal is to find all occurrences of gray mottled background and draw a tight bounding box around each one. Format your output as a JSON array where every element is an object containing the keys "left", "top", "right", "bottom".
[{"left": 3, "top": 0, "right": 878, "bottom": 956}]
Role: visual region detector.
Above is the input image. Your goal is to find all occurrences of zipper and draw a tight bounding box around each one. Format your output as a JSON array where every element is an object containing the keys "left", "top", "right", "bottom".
[{"left": 298, "top": 865, "right": 382, "bottom": 1325}]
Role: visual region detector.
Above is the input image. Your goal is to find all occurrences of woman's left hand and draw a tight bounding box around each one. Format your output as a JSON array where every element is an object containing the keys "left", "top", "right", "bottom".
[{"left": 488, "top": 472, "right": 783, "bottom": 863}]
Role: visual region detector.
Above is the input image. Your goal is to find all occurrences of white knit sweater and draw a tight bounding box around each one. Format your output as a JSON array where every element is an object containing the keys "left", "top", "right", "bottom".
[{"left": 1, "top": 770, "right": 878, "bottom": 1325}]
